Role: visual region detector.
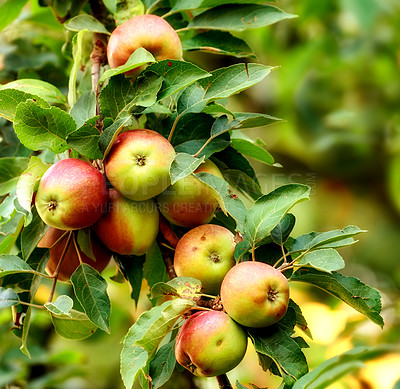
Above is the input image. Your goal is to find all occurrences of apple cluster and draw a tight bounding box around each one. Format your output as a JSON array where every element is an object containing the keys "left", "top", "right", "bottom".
[
  {"left": 174, "top": 239, "right": 291, "bottom": 377},
  {"left": 33, "top": 14, "right": 292, "bottom": 379},
  {"left": 34, "top": 124, "right": 228, "bottom": 280}
]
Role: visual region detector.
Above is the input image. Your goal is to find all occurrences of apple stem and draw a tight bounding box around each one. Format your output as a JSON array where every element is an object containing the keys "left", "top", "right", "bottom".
[
  {"left": 164, "top": 255, "right": 177, "bottom": 280},
  {"left": 251, "top": 244, "right": 256, "bottom": 261},
  {"left": 167, "top": 114, "right": 182, "bottom": 143},
  {"left": 216, "top": 374, "right": 233, "bottom": 389},
  {"left": 72, "top": 232, "right": 84, "bottom": 265},
  {"left": 47, "top": 229, "right": 69, "bottom": 250},
  {"left": 47, "top": 231, "right": 73, "bottom": 304}
]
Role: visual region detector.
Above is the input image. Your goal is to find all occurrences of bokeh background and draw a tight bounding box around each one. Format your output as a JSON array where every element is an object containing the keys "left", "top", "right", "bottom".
[{"left": 1, "top": 0, "right": 400, "bottom": 388}]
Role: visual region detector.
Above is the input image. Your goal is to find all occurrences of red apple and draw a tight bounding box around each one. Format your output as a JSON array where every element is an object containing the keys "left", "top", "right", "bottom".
[
  {"left": 174, "top": 224, "right": 236, "bottom": 295},
  {"left": 38, "top": 227, "right": 112, "bottom": 282},
  {"left": 93, "top": 189, "right": 159, "bottom": 256},
  {"left": 35, "top": 158, "right": 108, "bottom": 230},
  {"left": 104, "top": 129, "right": 176, "bottom": 201},
  {"left": 156, "top": 159, "right": 224, "bottom": 228},
  {"left": 175, "top": 310, "right": 248, "bottom": 377},
  {"left": 220, "top": 261, "right": 290, "bottom": 328},
  {"left": 107, "top": 14, "right": 182, "bottom": 76}
]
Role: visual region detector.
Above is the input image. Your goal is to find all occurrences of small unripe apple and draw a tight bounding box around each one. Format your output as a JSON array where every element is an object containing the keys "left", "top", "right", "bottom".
[
  {"left": 38, "top": 227, "right": 112, "bottom": 282},
  {"left": 93, "top": 189, "right": 159, "bottom": 256},
  {"left": 175, "top": 310, "right": 248, "bottom": 377},
  {"left": 157, "top": 159, "right": 223, "bottom": 228},
  {"left": 220, "top": 261, "right": 290, "bottom": 328},
  {"left": 104, "top": 129, "right": 176, "bottom": 201},
  {"left": 107, "top": 14, "right": 182, "bottom": 76},
  {"left": 174, "top": 224, "right": 236, "bottom": 295},
  {"left": 35, "top": 158, "right": 108, "bottom": 230}
]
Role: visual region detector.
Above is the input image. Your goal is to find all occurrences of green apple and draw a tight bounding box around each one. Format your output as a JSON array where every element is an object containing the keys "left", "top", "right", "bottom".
[
  {"left": 35, "top": 158, "right": 108, "bottom": 230},
  {"left": 220, "top": 261, "right": 290, "bottom": 328},
  {"left": 174, "top": 224, "right": 236, "bottom": 295},
  {"left": 93, "top": 189, "right": 159, "bottom": 256},
  {"left": 175, "top": 310, "right": 248, "bottom": 377},
  {"left": 156, "top": 159, "right": 223, "bottom": 228},
  {"left": 38, "top": 227, "right": 112, "bottom": 282},
  {"left": 104, "top": 129, "right": 176, "bottom": 201},
  {"left": 107, "top": 14, "right": 182, "bottom": 77}
]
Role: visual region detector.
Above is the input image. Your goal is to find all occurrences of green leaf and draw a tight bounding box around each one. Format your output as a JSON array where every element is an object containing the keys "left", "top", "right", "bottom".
[
  {"left": 51, "top": 309, "right": 98, "bottom": 340},
  {"left": 68, "top": 30, "right": 86, "bottom": 107},
  {"left": 45, "top": 295, "right": 74, "bottom": 316},
  {"left": 231, "top": 138, "right": 275, "bottom": 165},
  {"left": 99, "top": 73, "right": 162, "bottom": 120},
  {"left": 14, "top": 100, "right": 77, "bottom": 153},
  {"left": 0, "top": 157, "right": 30, "bottom": 196},
  {"left": 168, "top": 113, "right": 215, "bottom": 146},
  {"left": 288, "top": 226, "right": 367, "bottom": 254},
  {"left": 67, "top": 116, "right": 103, "bottom": 159},
  {"left": 0, "top": 195, "right": 16, "bottom": 225},
  {"left": 77, "top": 229, "right": 96, "bottom": 261},
  {"left": 69, "top": 91, "right": 96, "bottom": 128},
  {"left": 289, "top": 299, "right": 312, "bottom": 339},
  {"left": 245, "top": 184, "right": 310, "bottom": 247},
  {"left": 169, "top": 153, "right": 205, "bottom": 185},
  {"left": 292, "top": 345, "right": 395, "bottom": 389},
  {"left": 120, "top": 299, "right": 195, "bottom": 389},
  {"left": 203, "top": 103, "right": 234, "bottom": 116},
  {"left": 149, "top": 340, "right": 176, "bottom": 389},
  {"left": 177, "top": 83, "right": 208, "bottom": 116},
  {"left": 99, "top": 117, "right": 131, "bottom": 158},
  {"left": 0, "top": 255, "right": 35, "bottom": 277},
  {"left": 0, "top": 287, "right": 20, "bottom": 308},
  {"left": 0, "top": 79, "right": 66, "bottom": 106},
  {"left": 195, "top": 172, "right": 248, "bottom": 231},
  {"left": 290, "top": 268, "right": 384, "bottom": 327},
  {"left": 222, "top": 169, "right": 263, "bottom": 200},
  {"left": 151, "top": 277, "right": 202, "bottom": 301},
  {"left": 20, "top": 209, "right": 48, "bottom": 260},
  {"left": 0, "top": 0, "right": 28, "bottom": 32},
  {"left": 0, "top": 89, "right": 47, "bottom": 122},
  {"left": 175, "top": 138, "right": 230, "bottom": 160},
  {"left": 271, "top": 214, "right": 296, "bottom": 245},
  {"left": 182, "top": 31, "right": 255, "bottom": 58},
  {"left": 198, "top": 63, "right": 273, "bottom": 101},
  {"left": 249, "top": 325, "right": 309, "bottom": 387},
  {"left": 115, "top": 0, "right": 145, "bottom": 25},
  {"left": 99, "top": 48, "right": 156, "bottom": 82},
  {"left": 144, "top": 60, "right": 211, "bottom": 101},
  {"left": 70, "top": 264, "right": 111, "bottom": 332},
  {"left": 170, "top": 0, "right": 269, "bottom": 13},
  {"left": 188, "top": 4, "right": 296, "bottom": 32},
  {"left": 18, "top": 248, "right": 49, "bottom": 356},
  {"left": 297, "top": 248, "right": 345, "bottom": 273},
  {"left": 64, "top": 15, "right": 111, "bottom": 34},
  {"left": 233, "top": 112, "right": 282, "bottom": 129},
  {"left": 143, "top": 243, "right": 169, "bottom": 292},
  {"left": 16, "top": 156, "right": 49, "bottom": 212},
  {"left": 114, "top": 254, "right": 146, "bottom": 306}
]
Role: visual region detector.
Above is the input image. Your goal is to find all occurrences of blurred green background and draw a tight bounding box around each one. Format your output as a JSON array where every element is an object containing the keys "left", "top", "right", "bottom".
[{"left": 1, "top": 0, "right": 400, "bottom": 388}]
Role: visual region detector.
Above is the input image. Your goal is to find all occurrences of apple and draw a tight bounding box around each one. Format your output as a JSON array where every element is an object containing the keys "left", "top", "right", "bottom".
[
  {"left": 175, "top": 310, "right": 248, "bottom": 377},
  {"left": 174, "top": 224, "right": 236, "bottom": 295},
  {"left": 220, "top": 261, "right": 290, "bottom": 328},
  {"left": 104, "top": 129, "right": 176, "bottom": 201},
  {"left": 93, "top": 189, "right": 159, "bottom": 256},
  {"left": 156, "top": 159, "right": 224, "bottom": 228},
  {"left": 35, "top": 158, "right": 108, "bottom": 230},
  {"left": 107, "top": 14, "right": 182, "bottom": 76},
  {"left": 38, "top": 227, "right": 112, "bottom": 282}
]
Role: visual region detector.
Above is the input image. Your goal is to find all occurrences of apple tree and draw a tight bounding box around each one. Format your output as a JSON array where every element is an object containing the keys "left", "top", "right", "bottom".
[{"left": 0, "top": 1, "right": 390, "bottom": 388}]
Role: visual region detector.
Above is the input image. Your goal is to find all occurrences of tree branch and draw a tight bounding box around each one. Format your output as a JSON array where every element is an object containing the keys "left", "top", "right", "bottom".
[{"left": 216, "top": 374, "right": 233, "bottom": 389}]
